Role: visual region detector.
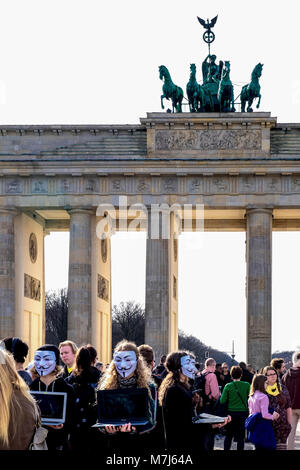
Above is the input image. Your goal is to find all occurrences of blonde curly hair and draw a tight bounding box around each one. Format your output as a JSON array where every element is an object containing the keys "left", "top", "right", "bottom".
[{"left": 98, "top": 340, "right": 152, "bottom": 392}]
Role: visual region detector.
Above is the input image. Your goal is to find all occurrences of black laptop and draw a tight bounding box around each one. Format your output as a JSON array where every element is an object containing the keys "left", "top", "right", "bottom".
[
  {"left": 30, "top": 391, "right": 67, "bottom": 426},
  {"left": 93, "top": 388, "right": 150, "bottom": 427}
]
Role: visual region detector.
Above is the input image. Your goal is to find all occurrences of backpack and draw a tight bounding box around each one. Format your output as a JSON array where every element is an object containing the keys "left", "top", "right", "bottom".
[
  {"left": 194, "top": 371, "right": 213, "bottom": 404},
  {"left": 72, "top": 382, "right": 97, "bottom": 430}
]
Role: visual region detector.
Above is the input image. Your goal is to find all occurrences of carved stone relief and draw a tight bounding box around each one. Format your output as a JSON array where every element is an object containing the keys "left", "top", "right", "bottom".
[
  {"left": 24, "top": 273, "right": 41, "bottom": 301},
  {"left": 98, "top": 274, "right": 109, "bottom": 302},
  {"left": 155, "top": 129, "right": 261, "bottom": 151},
  {"left": 162, "top": 177, "right": 177, "bottom": 193},
  {"left": 101, "top": 238, "right": 107, "bottom": 263},
  {"left": 136, "top": 178, "right": 151, "bottom": 193},
  {"left": 110, "top": 178, "right": 125, "bottom": 193},
  {"left": 212, "top": 177, "right": 229, "bottom": 192},
  {"left": 32, "top": 179, "right": 48, "bottom": 193},
  {"left": 173, "top": 238, "right": 178, "bottom": 262},
  {"left": 173, "top": 275, "right": 177, "bottom": 299},
  {"left": 5, "top": 179, "right": 23, "bottom": 193},
  {"left": 59, "top": 178, "right": 74, "bottom": 193},
  {"left": 189, "top": 178, "right": 202, "bottom": 193},
  {"left": 29, "top": 233, "right": 38, "bottom": 263}
]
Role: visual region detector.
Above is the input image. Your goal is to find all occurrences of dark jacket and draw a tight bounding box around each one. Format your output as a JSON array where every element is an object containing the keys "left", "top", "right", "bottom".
[
  {"left": 30, "top": 376, "right": 75, "bottom": 451},
  {"left": 162, "top": 383, "right": 196, "bottom": 450},
  {"left": 282, "top": 366, "right": 300, "bottom": 409},
  {"left": 60, "top": 364, "right": 72, "bottom": 380},
  {"left": 241, "top": 368, "right": 254, "bottom": 384},
  {"left": 0, "top": 390, "right": 36, "bottom": 450}
]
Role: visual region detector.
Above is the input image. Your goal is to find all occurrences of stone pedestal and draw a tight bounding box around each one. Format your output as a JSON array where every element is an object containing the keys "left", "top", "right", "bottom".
[
  {"left": 68, "top": 209, "right": 92, "bottom": 346},
  {"left": 246, "top": 208, "right": 273, "bottom": 370},
  {"left": 145, "top": 209, "right": 179, "bottom": 361},
  {"left": 0, "top": 208, "right": 17, "bottom": 338}
]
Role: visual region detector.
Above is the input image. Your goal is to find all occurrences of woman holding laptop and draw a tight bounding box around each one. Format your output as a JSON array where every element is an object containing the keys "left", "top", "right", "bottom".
[
  {"left": 29, "top": 344, "right": 75, "bottom": 451},
  {"left": 96, "top": 340, "right": 157, "bottom": 449}
]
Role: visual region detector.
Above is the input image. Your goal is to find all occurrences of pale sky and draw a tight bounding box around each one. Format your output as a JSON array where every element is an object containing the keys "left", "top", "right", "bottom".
[{"left": 2, "top": 0, "right": 300, "bottom": 361}]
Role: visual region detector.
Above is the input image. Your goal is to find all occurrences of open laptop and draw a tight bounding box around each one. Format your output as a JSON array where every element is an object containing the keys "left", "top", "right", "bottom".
[
  {"left": 192, "top": 413, "right": 226, "bottom": 424},
  {"left": 93, "top": 388, "right": 150, "bottom": 428},
  {"left": 30, "top": 391, "right": 67, "bottom": 426}
]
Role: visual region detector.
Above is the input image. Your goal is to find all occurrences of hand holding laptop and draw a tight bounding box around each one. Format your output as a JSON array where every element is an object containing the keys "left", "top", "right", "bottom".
[{"left": 105, "top": 423, "right": 136, "bottom": 434}]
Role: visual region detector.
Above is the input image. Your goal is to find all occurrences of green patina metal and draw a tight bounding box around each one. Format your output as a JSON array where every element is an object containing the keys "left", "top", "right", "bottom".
[
  {"left": 158, "top": 16, "right": 263, "bottom": 113},
  {"left": 240, "top": 63, "right": 263, "bottom": 112},
  {"left": 159, "top": 65, "right": 183, "bottom": 113}
]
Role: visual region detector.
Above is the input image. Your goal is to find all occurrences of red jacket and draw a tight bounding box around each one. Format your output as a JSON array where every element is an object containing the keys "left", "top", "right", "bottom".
[{"left": 282, "top": 366, "right": 300, "bottom": 409}]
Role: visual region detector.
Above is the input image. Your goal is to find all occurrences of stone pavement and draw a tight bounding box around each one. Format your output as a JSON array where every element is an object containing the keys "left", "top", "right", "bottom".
[{"left": 214, "top": 423, "right": 300, "bottom": 450}]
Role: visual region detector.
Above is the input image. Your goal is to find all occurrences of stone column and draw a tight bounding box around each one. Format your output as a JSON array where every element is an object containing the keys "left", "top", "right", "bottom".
[
  {"left": 68, "top": 209, "right": 93, "bottom": 346},
  {"left": 0, "top": 208, "right": 17, "bottom": 338},
  {"left": 246, "top": 208, "right": 273, "bottom": 370},
  {"left": 145, "top": 209, "right": 179, "bottom": 361}
]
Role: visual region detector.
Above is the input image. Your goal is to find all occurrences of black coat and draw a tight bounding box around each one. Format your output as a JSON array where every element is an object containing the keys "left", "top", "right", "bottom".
[
  {"left": 162, "top": 383, "right": 196, "bottom": 450},
  {"left": 30, "top": 376, "right": 75, "bottom": 451}
]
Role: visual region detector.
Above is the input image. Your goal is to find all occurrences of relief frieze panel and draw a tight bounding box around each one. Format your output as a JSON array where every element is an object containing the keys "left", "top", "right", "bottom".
[
  {"left": 264, "top": 176, "right": 281, "bottom": 192},
  {"left": 24, "top": 273, "right": 41, "bottom": 301},
  {"left": 58, "top": 178, "right": 74, "bottom": 193},
  {"left": 162, "top": 177, "right": 178, "bottom": 193},
  {"left": 135, "top": 177, "right": 151, "bottom": 193},
  {"left": 110, "top": 177, "right": 125, "bottom": 193},
  {"left": 31, "top": 179, "right": 48, "bottom": 194},
  {"left": 5, "top": 178, "right": 24, "bottom": 194},
  {"left": 155, "top": 129, "right": 261, "bottom": 151}
]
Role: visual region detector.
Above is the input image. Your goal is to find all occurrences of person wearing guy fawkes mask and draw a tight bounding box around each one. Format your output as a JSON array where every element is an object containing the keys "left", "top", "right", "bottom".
[
  {"left": 30, "top": 344, "right": 75, "bottom": 451},
  {"left": 97, "top": 340, "right": 157, "bottom": 452}
]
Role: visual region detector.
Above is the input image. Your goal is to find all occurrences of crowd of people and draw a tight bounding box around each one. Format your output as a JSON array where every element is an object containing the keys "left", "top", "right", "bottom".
[{"left": 0, "top": 335, "right": 300, "bottom": 453}]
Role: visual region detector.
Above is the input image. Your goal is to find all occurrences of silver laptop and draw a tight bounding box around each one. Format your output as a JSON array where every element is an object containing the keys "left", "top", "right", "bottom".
[
  {"left": 192, "top": 413, "right": 226, "bottom": 424},
  {"left": 30, "top": 391, "right": 67, "bottom": 426}
]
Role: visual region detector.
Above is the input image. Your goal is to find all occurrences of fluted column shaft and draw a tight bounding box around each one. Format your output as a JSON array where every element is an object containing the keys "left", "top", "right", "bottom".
[
  {"left": 246, "top": 208, "right": 273, "bottom": 370},
  {"left": 68, "top": 209, "right": 92, "bottom": 345},
  {"left": 145, "top": 209, "right": 178, "bottom": 361},
  {"left": 0, "top": 208, "right": 17, "bottom": 338}
]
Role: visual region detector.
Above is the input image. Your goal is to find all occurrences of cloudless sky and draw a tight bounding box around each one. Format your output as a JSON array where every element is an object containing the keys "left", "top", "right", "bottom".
[{"left": 3, "top": 0, "right": 299, "bottom": 361}]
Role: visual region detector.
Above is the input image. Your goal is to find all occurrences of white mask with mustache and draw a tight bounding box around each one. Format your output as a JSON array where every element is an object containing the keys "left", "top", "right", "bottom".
[
  {"left": 34, "top": 350, "right": 56, "bottom": 376},
  {"left": 113, "top": 350, "right": 137, "bottom": 378},
  {"left": 181, "top": 355, "right": 197, "bottom": 380}
]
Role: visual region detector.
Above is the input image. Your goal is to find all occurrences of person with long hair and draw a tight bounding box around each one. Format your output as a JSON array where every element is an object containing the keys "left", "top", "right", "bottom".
[
  {"left": 263, "top": 366, "right": 292, "bottom": 450},
  {"left": 247, "top": 374, "right": 279, "bottom": 450},
  {"left": 0, "top": 349, "right": 37, "bottom": 450},
  {"left": 30, "top": 344, "right": 75, "bottom": 451},
  {"left": 159, "top": 350, "right": 230, "bottom": 452},
  {"left": 97, "top": 340, "right": 157, "bottom": 450},
  {"left": 66, "top": 345, "right": 100, "bottom": 450}
]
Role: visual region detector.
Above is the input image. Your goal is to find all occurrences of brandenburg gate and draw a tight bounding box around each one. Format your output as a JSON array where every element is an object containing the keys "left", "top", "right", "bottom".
[{"left": 0, "top": 112, "right": 299, "bottom": 369}]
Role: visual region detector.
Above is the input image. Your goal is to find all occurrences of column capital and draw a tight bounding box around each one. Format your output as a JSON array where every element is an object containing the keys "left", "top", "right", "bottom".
[
  {"left": 67, "top": 208, "right": 94, "bottom": 216},
  {"left": 245, "top": 207, "right": 273, "bottom": 218},
  {"left": 0, "top": 207, "right": 19, "bottom": 216}
]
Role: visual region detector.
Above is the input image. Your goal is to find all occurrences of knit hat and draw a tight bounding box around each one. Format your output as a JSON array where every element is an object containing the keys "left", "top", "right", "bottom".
[{"left": 36, "top": 344, "right": 60, "bottom": 364}]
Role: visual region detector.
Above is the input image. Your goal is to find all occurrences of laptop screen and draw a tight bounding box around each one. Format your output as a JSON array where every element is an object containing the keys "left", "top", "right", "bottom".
[
  {"left": 97, "top": 388, "right": 149, "bottom": 423},
  {"left": 30, "top": 391, "right": 67, "bottom": 424}
]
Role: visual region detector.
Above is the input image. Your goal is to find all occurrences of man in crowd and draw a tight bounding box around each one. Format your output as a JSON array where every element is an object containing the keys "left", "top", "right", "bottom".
[
  {"left": 153, "top": 354, "right": 166, "bottom": 375},
  {"left": 270, "top": 357, "right": 286, "bottom": 380},
  {"left": 282, "top": 350, "right": 300, "bottom": 450},
  {"left": 138, "top": 343, "right": 162, "bottom": 387},
  {"left": 59, "top": 340, "right": 78, "bottom": 378},
  {"left": 215, "top": 363, "right": 225, "bottom": 390},
  {"left": 201, "top": 357, "right": 221, "bottom": 450},
  {"left": 222, "top": 362, "right": 232, "bottom": 388}
]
